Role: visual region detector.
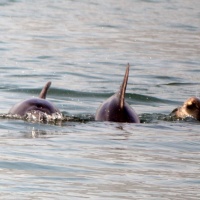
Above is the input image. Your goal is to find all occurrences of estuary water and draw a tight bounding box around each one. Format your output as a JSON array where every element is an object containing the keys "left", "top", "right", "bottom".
[{"left": 0, "top": 0, "right": 200, "bottom": 199}]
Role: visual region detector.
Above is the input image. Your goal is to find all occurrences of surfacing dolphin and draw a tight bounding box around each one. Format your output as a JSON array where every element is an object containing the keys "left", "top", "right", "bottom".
[
  {"left": 9, "top": 81, "right": 61, "bottom": 121},
  {"left": 95, "top": 64, "right": 140, "bottom": 123}
]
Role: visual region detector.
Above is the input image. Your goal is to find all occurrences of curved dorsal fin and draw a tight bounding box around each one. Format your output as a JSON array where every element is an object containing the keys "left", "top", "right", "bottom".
[
  {"left": 39, "top": 81, "right": 52, "bottom": 99},
  {"left": 118, "top": 64, "right": 130, "bottom": 109}
]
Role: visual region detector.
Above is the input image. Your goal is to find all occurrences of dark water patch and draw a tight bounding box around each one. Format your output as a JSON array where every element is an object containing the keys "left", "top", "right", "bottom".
[
  {"left": 37, "top": 55, "right": 54, "bottom": 60},
  {"left": 62, "top": 112, "right": 95, "bottom": 123},
  {"left": 0, "top": 85, "right": 13, "bottom": 90},
  {"left": 153, "top": 76, "right": 175, "bottom": 80},
  {"left": 140, "top": 112, "right": 200, "bottom": 124},
  {"left": 178, "top": 60, "right": 200, "bottom": 66},
  {"left": 160, "top": 82, "right": 199, "bottom": 86},
  {"left": 152, "top": 75, "right": 183, "bottom": 81},
  {"left": 169, "top": 23, "right": 199, "bottom": 32},
  {"left": 144, "top": 74, "right": 188, "bottom": 83},
  {"left": 185, "top": 69, "right": 200, "bottom": 73},
  {"left": 9, "top": 74, "right": 60, "bottom": 79},
  {"left": 6, "top": 88, "right": 102, "bottom": 98},
  {"left": 49, "top": 89, "right": 178, "bottom": 104},
  {"left": 39, "top": 88, "right": 115, "bottom": 99},
  {"left": 33, "top": 35, "right": 67, "bottom": 40},
  {"left": 0, "top": 113, "right": 23, "bottom": 120},
  {"left": 64, "top": 71, "right": 101, "bottom": 80},
  {"left": 139, "top": 113, "right": 173, "bottom": 123},
  {"left": 6, "top": 86, "right": 179, "bottom": 105},
  {"left": 127, "top": 93, "right": 178, "bottom": 104},
  {"left": 0, "top": 0, "right": 19, "bottom": 6},
  {"left": 0, "top": 160, "right": 85, "bottom": 173},
  {"left": 0, "top": 66, "right": 27, "bottom": 71},
  {"left": 17, "top": 59, "right": 41, "bottom": 63},
  {"left": 96, "top": 24, "right": 122, "bottom": 29},
  {"left": 162, "top": 60, "right": 200, "bottom": 68},
  {"left": 0, "top": 47, "right": 9, "bottom": 51},
  {"left": 59, "top": 61, "right": 77, "bottom": 66}
]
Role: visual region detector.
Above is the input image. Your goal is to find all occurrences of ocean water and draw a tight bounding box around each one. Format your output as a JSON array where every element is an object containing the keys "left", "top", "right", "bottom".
[{"left": 0, "top": 0, "right": 200, "bottom": 199}]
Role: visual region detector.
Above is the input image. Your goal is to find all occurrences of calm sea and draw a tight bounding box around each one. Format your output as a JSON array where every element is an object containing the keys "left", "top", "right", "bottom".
[{"left": 0, "top": 0, "right": 200, "bottom": 199}]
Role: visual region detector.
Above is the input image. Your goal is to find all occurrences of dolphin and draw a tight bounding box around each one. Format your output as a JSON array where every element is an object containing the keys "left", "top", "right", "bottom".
[
  {"left": 8, "top": 81, "right": 61, "bottom": 120},
  {"left": 95, "top": 64, "right": 140, "bottom": 123}
]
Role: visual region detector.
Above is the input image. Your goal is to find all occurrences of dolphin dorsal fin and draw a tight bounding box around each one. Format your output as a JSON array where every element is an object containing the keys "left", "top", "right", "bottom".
[
  {"left": 118, "top": 64, "right": 130, "bottom": 109},
  {"left": 39, "top": 81, "right": 52, "bottom": 99}
]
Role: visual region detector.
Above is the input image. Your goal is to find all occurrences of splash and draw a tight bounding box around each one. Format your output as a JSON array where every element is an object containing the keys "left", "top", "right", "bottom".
[{"left": 0, "top": 112, "right": 95, "bottom": 124}]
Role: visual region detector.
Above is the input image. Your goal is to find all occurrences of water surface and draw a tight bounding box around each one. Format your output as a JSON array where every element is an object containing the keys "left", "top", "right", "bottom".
[{"left": 0, "top": 0, "right": 200, "bottom": 199}]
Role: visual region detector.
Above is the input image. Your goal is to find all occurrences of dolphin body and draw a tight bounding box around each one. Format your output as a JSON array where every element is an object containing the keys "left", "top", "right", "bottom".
[
  {"left": 95, "top": 64, "right": 140, "bottom": 123},
  {"left": 9, "top": 82, "right": 61, "bottom": 120}
]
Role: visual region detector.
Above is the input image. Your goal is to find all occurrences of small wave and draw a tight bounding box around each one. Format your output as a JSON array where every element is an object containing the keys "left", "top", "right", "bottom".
[
  {"left": 139, "top": 113, "right": 172, "bottom": 123},
  {"left": 1, "top": 111, "right": 198, "bottom": 125},
  {"left": 140, "top": 113, "right": 200, "bottom": 124},
  {"left": 0, "top": 112, "right": 95, "bottom": 125},
  {"left": 0, "top": 112, "right": 63, "bottom": 125}
]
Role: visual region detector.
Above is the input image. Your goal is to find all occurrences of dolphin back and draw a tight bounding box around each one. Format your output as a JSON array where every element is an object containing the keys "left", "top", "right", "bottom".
[{"left": 95, "top": 64, "right": 140, "bottom": 123}]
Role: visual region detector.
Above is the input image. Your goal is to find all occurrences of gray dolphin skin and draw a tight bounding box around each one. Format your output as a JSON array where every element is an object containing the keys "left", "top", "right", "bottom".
[
  {"left": 95, "top": 64, "right": 140, "bottom": 123},
  {"left": 8, "top": 81, "right": 60, "bottom": 117}
]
